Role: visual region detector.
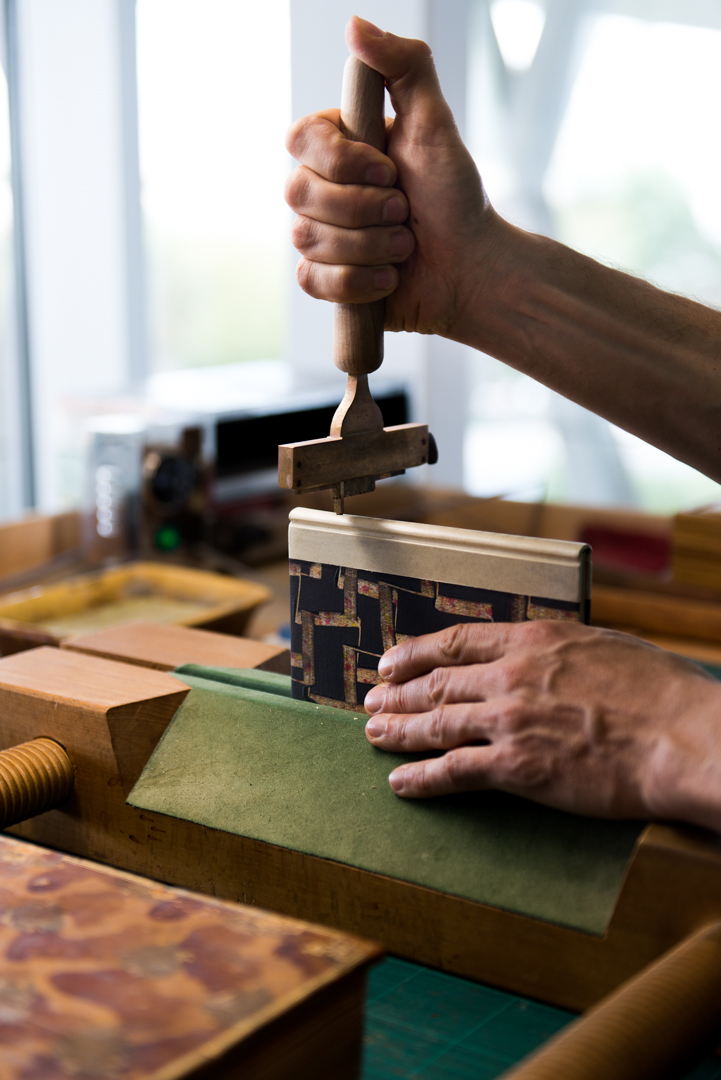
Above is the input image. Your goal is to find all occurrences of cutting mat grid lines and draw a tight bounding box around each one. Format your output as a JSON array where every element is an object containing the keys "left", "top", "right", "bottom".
[
  {"left": 362, "top": 958, "right": 721, "bottom": 1079},
  {"left": 290, "top": 560, "right": 582, "bottom": 710}
]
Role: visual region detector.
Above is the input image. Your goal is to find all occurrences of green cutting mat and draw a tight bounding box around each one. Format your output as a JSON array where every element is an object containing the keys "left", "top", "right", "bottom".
[
  {"left": 128, "top": 666, "right": 642, "bottom": 934},
  {"left": 363, "top": 958, "right": 721, "bottom": 1079}
]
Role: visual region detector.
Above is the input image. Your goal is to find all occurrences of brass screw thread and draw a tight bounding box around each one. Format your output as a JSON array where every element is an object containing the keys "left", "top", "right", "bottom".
[{"left": 0, "top": 738, "right": 74, "bottom": 829}]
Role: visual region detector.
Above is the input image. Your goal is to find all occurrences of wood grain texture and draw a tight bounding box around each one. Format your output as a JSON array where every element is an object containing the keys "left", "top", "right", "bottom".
[
  {"left": 288, "top": 508, "right": 590, "bottom": 603},
  {"left": 499, "top": 920, "right": 721, "bottom": 1080},
  {"left": 330, "top": 375, "right": 385, "bottom": 437},
  {"left": 333, "top": 57, "right": 386, "bottom": 378},
  {"left": 5, "top": 647, "right": 721, "bottom": 1013},
  {"left": 0, "top": 510, "right": 80, "bottom": 583},
  {"left": 277, "top": 424, "right": 430, "bottom": 494},
  {"left": 62, "top": 621, "right": 290, "bottom": 676},
  {"left": 4, "top": 639, "right": 721, "bottom": 1010},
  {"left": 591, "top": 584, "right": 721, "bottom": 643}
]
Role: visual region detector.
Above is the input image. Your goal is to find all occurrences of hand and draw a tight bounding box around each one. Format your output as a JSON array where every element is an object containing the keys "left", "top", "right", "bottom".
[
  {"left": 285, "top": 16, "right": 505, "bottom": 340},
  {"left": 363, "top": 621, "right": 721, "bottom": 830}
]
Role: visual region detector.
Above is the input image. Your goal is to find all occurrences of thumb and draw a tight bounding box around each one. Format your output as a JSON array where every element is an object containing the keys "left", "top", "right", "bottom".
[{"left": 345, "top": 15, "right": 456, "bottom": 132}]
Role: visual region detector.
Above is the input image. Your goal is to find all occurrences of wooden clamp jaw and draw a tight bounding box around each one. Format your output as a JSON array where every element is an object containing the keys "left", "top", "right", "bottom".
[{"left": 278, "top": 57, "right": 437, "bottom": 514}]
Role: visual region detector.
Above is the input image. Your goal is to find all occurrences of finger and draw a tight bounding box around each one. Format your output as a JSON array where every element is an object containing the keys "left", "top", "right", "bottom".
[
  {"left": 291, "top": 217, "right": 415, "bottom": 266},
  {"left": 286, "top": 110, "right": 397, "bottom": 187},
  {"left": 388, "top": 745, "right": 502, "bottom": 799},
  {"left": 296, "top": 258, "right": 398, "bottom": 304},
  {"left": 378, "top": 623, "right": 518, "bottom": 683},
  {"left": 285, "top": 166, "right": 409, "bottom": 229},
  {"left": 365, "top": 663, "right": 498, "bottom": 715},
  {"left": 345, "top": 17, "right": 456, "bottom": 134},
  {"left": 365, "top": 701, "right": 496, "bottom": 752}
]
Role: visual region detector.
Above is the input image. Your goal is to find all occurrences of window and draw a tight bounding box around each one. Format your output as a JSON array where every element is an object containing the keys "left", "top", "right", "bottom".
[
  {"left": 0, "top": 10, "right": 25, "bottom": 522},
  {"left": 136, "top": 0, "right": 291, "bottom": 373},
  {"left": 466, "top": 1, "right": 721, "bottom": 511}
]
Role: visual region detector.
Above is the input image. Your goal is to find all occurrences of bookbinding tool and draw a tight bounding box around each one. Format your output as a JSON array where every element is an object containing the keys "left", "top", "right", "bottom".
[{"left": 278, "top": 56, "right": 437, "bottom": 515}]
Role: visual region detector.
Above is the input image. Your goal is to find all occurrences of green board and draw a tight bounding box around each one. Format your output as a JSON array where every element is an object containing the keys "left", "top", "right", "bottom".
[
  {"left": 128, "top": 667, "right": 642, "bottom": 934},
  {"left": 363, "top": 958, "right": 721, "bottom": 1079}
]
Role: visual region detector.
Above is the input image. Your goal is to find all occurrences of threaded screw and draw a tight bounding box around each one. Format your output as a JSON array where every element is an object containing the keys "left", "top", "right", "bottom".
[{"left": 0, "top": 738, "right": 74, "bottom": 829}]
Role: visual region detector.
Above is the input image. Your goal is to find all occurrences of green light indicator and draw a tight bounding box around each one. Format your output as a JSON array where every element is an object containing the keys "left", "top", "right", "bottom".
[{"left": 155, "top": 525, "right": 181, "bottom": 551}]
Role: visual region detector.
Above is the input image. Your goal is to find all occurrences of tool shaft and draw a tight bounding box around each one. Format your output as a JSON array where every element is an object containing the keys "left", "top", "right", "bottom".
[{"left": 333, "top": 58, "right": 386, "bottom": 376}]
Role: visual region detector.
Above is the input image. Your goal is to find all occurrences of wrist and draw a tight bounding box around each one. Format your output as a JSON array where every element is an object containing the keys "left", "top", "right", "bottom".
[
  {"left": 645, "top": 679, "right": 721, "bottom": 833},
  {"left": 447, "top": 215, "right": 549, "bottom": 357}
]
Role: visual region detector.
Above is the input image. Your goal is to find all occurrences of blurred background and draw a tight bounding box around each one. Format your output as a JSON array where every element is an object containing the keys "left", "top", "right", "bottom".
[{"left": 2, "top": 0, "right": 721, "bottom": 527}]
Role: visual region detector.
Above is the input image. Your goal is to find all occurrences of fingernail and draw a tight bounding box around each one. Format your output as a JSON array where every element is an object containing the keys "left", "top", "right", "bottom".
[
  {"left": 391, "top": 229, "right": 413, "bottom": 257},
  {"left": 364, "top": 687, "right": 384, "bottom": 714},
  {"left": 378, "top": 655, "right": 393, "bottom": 677},
  {"left": 357, "top": 17, "right": 385, "bottom": 37},
  {"left": 366, "top": 717, "right": 387, "bottom": 738},
  {"left": 374, "top": 268, "right": 395, "bottom": 291},
  {"left": 365, "top": 163, "right": 392, "bottom": 186},
  {"left": 382, "top": 197, "right": 406, "bottom": 223},
  {"left": 389, "top": 769, "right": 405, "bottom": 792}
]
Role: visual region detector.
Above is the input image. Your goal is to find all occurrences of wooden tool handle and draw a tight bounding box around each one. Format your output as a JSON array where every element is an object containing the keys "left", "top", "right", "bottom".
[
  {"left": 333, "top": 56, "right": 386, "bottom": 376},
  {"left": 500, "top": 920, "right": 721, "bottom": 1080}
]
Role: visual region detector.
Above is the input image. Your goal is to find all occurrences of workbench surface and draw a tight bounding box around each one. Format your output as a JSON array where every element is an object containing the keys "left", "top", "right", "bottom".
[{"left": 363, "top": 959, "right": 721, "bottom": 1080}]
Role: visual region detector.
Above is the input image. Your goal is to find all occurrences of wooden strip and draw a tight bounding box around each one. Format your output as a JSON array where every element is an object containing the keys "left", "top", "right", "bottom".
[
  {"left": 62, "top": 621, "right": 290, "bottom": 675},
  {"left": 288, "top": 509, "right": 590, "bottom": 603},
  {"left": 592, "top": 585, "right": 721, "bottom": 643}
]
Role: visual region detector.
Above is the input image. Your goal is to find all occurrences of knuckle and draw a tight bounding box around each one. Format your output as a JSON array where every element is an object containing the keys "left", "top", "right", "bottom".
[
  {"left": 426, "top": 666, "right": 449, "bottom": 706},
  {"left": 437, "top": 623, "right": 470, "bottom": 663},
  {"left": 413, "top": 760, "right": 436, "bottom": 795},
  {"left": 426, "top": 706, "right": 449, "bottom": 745},
  {"left": 443, "top": 749, "right": 467, "bottom": 789},
  {"left": 290, "top": 215, "right": 319, "bottom": 255},
  {"left": 495, "top": 699, "right": 525, "bottom": 734},
  {"left": 331, "top": 264, "right": 364, "bottom": 302},
  {"left": 284, "top": 168, "right": 311, "bottom": 212},
  {"left": 389, "top": 717, "right": 408, "bottom": 746},
  {"left": 284, "top": 117, "right": 306, "bottom": 157},
  {"left": 295, "top": 258, "right": 319, "bottom": 298}
]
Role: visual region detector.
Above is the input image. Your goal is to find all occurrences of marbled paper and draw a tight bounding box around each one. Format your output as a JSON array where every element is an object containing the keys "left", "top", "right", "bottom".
[{"left": 290, "top": 560, "right": 583, "bottom": 711}]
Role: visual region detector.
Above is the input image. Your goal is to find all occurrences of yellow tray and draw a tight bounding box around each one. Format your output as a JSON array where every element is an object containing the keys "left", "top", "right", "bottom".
[{"left": 0, "top": 561, "right": 271, "bottom": 645}]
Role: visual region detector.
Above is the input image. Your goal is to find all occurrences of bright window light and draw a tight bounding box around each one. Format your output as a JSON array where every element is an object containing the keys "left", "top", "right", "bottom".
[
  {"left": 490, "top": 0, "right": 545, "bottom": 72},
  {"left": 136, "top": 0, "right": 291, "bottom": 372}
]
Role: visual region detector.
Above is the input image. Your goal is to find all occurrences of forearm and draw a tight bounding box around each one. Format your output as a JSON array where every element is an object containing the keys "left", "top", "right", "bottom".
[{"left": 455, "top": 218, "right": 721, "bottom": 482}]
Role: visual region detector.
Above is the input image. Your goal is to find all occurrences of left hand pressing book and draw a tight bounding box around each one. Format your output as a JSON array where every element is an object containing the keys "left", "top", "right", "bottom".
[{"left": 288, "top": 509, "right": 591, "bottom": 711}]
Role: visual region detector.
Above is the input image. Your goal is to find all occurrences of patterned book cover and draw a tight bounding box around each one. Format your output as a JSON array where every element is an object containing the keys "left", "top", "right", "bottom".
[
  {"left": 290, "top": 560, "right": 585, "bottom": 711},
  {"left": 0, "top": 835, "right": 375, "bottom": 1078}
]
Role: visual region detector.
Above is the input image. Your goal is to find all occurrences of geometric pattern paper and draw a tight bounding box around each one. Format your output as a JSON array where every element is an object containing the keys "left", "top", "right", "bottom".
[{"left": 290, "top": 560, "right": 583, "bottom": 711}]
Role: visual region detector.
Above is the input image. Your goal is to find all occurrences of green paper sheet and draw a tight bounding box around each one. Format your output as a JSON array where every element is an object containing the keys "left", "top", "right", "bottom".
[{"left": 128, "top": 667, "right": 642, "bottom": 934}]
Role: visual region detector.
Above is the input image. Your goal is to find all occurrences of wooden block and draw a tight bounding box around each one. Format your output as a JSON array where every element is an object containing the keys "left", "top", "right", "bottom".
[
  {"left": 7, "top": 647, "right": 721, "bottom": 1013},
  {"left": 0, "top": 646, "right": 189, "bottom": 806},
  {"left": 278, "top": 424, "right": 430, "bottom": 494},
  {"left": 591, "top": 585, "right": 721, "bottom": 643},
  {"left": 0, "top": 832, "right": 377, "bottom": 1079},
  {"left": 62, "top": 621, "right": 290, "bottom": 675},
  {"left": 673, "top": 509, "right": 721, "bottom": 590},
  {"left": 0, "top": 510, "right": 80, "bottom": 584}
]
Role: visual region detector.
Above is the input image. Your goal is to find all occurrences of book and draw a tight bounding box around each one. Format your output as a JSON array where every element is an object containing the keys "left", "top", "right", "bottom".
[
  {"left": 288, "top": 509, "right": 591, "bottom": 711},
  {"left": 0, "top": 833, "right": 378, "bottom": 1079}
]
